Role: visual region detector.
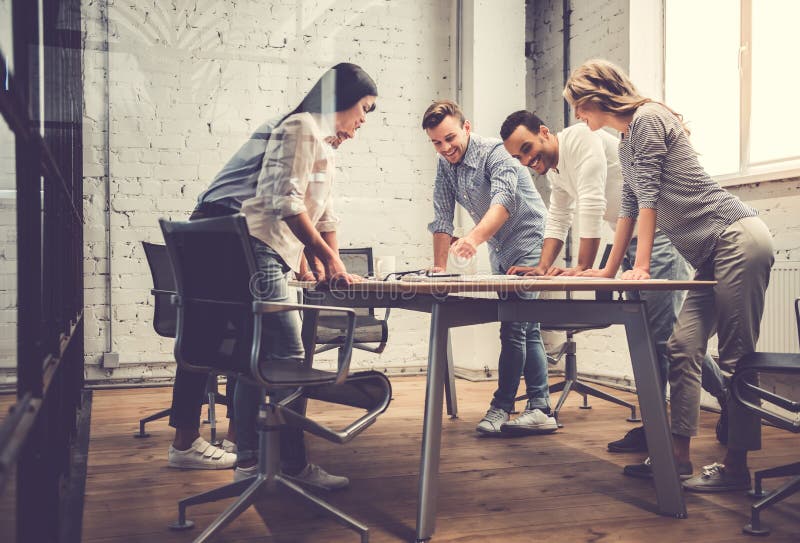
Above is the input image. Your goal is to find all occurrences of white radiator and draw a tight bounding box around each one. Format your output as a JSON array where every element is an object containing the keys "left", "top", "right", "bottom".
[{"left": 758, "top": 261, "right": 800, "bottom": 353}]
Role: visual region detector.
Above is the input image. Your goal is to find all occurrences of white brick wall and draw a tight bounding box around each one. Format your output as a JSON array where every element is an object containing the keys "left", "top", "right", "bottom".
[
  {"left": 0, "top": 199, "right": 16, "bottom": 375},
  {"left": 0, "top": 107, "right": 16, "bottom": 376},
  {"left": 527, "top": 0, "right": 629, "bottom": 132},
  {"left": 81, "top": 0, "right": 453, "bottom": 382},
  {"left": 0, "top": 0, "right": 739, "bottom": 394}
]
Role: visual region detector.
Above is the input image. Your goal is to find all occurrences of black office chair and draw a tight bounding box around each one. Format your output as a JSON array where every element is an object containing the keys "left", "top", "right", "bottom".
[
  {"left": 313, "top": 247, "right": 390, "bottom": 355},
  {"left": 733, "top": 297, "right": 800, "bottom": 536},
  {"left": 161, "top": 215, "right": 391, "bottom": 543},
  {"left": 515, "top": 244, "right": 640, "bottom": 422},
  {"left": 135, "top": 242, "right": 230, "bottom": 442}
]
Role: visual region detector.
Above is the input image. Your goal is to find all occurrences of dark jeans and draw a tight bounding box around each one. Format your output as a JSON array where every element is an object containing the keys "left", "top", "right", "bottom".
[
  {"left": 234, "top": 237, "right": 307, "bottom": 473},
  {"left": 168, "top": 201, "right": 239, "bottom": 429}
]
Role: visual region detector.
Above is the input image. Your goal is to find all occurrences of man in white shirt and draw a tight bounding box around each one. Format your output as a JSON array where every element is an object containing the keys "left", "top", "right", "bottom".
[{"left": 499, "top": 110, "right": 728, "bottom": 453}]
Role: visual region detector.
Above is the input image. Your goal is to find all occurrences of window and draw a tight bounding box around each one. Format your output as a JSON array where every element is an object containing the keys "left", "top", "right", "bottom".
[{"left": 664, "top": 0, "right": 800, "bottom": 184}]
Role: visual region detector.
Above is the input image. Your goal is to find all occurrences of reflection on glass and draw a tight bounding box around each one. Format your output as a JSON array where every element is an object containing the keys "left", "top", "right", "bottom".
[
  {"left": 0, "top": 0, "right": 12, "bottom": 73},
  {"left": 665, "top": 0, "right": 740, "bottom": 177},
  {"left": 0, "top": 116, "right": 16, "bottom": 373},
  {"left": 0, "top": 428, "right": 16, "bottom": 539},
  {"left": 0, "top": 97, "right": 16, "bottom": 518},
  {"left": 750, "top": 0, "right": 800, "bottom": 164}
]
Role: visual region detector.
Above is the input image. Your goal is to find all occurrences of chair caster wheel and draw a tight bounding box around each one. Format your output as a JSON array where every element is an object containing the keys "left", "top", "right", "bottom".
[
  {"left": 133, "top": 432, "right": 150, "bottom": 438},
  {"left": 168, "top": 519, "right": 195, "bottom": 531},
  {"left": 743, "top": 523, "right": 770, "bottom": 536}
]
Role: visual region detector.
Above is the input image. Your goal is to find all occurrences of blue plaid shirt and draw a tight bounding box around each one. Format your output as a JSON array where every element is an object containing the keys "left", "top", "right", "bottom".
[{"left": 427, "top": 133, "right": 547, "bottom": 271}]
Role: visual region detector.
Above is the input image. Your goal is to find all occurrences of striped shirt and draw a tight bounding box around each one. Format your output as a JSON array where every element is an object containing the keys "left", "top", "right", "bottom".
[
  {"left": 618, "top": 102, "right": 757, "bottom": 268},
  {"left": 428, "top": 133, "right": 547, "bottom": 271},
  {"left": 197, "top": 116, "right": 282, "bottom": 211}
]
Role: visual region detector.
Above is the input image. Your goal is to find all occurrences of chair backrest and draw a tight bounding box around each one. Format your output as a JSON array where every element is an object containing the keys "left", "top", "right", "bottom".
[
  {"left": 142, "top": 241, "right": 177, "bottom": 338},
  {"left": 340, "top": 247, "right": 374, "bottom": 278},
  {"left": 339, "top": 248, "right": 374, "bottom": 318},
  {"left": 159, "top": 215, "right": 259, "bottom": 376}
]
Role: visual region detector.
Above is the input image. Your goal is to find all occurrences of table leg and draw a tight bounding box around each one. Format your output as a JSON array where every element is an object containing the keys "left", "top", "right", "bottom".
[
  {"left": 623, "top": 302, "right": 687, "bottom": 518},
  {"left": 444, "top": 330, "right": 458, "bottom": 418},
  {"left": 416, "top": 303, "right": 448, "bottom": 542}
]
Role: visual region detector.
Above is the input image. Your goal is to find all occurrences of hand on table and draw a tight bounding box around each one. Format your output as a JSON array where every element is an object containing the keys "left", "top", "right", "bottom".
[
  {"left": 578, "top": 267, "right": 616, "bottom": 278},
  {"left": 620, "top": 267, "right": 650, "bottom": 280},
  {"left": 507, "top": 264, "right": 547, "bottom": 277}
]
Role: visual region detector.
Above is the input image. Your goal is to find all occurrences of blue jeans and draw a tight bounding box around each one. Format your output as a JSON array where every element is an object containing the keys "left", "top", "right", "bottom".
[
  {"left": 624, "top": 232, "right": 725, "bottom": 400},
  {"left": 234, "top": 238, "right": 307, "bottom": 473},
  {"left": 490, "top": 251, "right": 550, "bottom": 413}
]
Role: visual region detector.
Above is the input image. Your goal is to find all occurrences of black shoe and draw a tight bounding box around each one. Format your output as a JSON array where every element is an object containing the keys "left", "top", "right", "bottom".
[
  {"left": 623, "top": 457, "right": 694, "bottom": 480},
  {"left": 607, "top": 426, "right": 647, "bottom": 453}
]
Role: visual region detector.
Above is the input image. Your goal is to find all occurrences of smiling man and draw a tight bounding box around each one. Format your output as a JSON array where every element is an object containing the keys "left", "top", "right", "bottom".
[
  {"left": 500, "top": 110, "right": 728, "bottom": 454},
  {"left": 500, "top": 110, "right": 621, "bottom": 276},
  {"left": 422, "top": 100, "right": 556, "bottom": 436}
]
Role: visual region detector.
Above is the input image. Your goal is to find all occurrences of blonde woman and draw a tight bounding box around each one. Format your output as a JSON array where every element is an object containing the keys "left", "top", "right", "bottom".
[{"left": 563, "top": 59, "right": 774, "bottom": 492}]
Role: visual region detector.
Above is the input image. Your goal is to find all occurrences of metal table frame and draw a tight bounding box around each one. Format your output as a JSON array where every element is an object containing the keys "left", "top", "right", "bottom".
[{"left": 299, "top": 282, "right": 696, "bottom": 541}]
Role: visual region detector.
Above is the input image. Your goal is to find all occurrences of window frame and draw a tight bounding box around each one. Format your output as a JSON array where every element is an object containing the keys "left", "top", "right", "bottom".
[{"left": 637, "top": 0, "right": 800, "bottom": 187}]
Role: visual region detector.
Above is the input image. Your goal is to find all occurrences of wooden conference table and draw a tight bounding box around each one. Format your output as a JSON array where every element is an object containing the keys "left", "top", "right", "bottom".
[{"left": 293, "top": 276, "right": 715, "bottom": 542}]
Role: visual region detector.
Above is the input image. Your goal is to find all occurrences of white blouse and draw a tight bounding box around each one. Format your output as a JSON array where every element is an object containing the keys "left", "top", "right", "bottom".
[{"left": 241, "top": 112, "right": 339, "bottom": 272}]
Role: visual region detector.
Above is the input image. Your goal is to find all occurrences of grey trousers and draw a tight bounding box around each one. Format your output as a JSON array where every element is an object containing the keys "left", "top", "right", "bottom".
[{"left": 667, "top": 216, "right": 774, "bottom": 450}]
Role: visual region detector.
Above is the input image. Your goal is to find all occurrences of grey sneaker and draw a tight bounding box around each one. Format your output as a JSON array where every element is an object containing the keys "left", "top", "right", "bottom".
[
  {"left": 283, "top": 463, "right": 350, "bottom": 491},
  {"left": 476, "top": 406, "right": 509, "bottom": 435},
  {"left": 167, "top": 437, "right": 237, "bottom": 470},
  {"left": 501, "top": 405, "right": 558, "bottom": 436},
  {"left": 233, "top": 463, "right": 257, "bottom": 482},
  {"left": 682, "top": 462, "right": 751, "bottom": 493}
]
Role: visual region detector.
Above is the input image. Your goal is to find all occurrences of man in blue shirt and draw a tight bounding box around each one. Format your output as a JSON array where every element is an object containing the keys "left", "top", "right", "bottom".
[{"left": 422, "top": 100, "right": 556, "bottom": 435}]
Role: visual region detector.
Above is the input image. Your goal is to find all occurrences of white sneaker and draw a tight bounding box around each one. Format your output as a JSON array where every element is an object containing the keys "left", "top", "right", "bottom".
[
  {"left": 476, "top": 406, "right": 509, "bottom": 435},
  {"left": 168, "top": 437, "right": 237, "bottom": 470},
  {"left": 283, "top": 464, "right": 349, "bottom": 491},
  {"left": 221, "top": 439, "right": 237, "bottom": 454},
  {"left": 501, "top": 405, "right": 558, "bottom": 436}
]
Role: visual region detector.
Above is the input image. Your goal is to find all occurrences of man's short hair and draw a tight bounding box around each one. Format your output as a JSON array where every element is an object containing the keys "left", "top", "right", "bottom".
[
  {"left": 500, "top": 110, "right": 546, "bottom": 141},
  {"left": 421, "top": 100, "right": 466, "bottom": 130}
]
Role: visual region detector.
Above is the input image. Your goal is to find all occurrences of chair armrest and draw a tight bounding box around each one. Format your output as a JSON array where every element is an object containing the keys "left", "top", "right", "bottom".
[
  {"left": 252, "top": 301, "right": 357, "bottom": 385},
  {"left": 152, "top": 288, "right": 175, "bottom": 297},
  {"left": 731, "top": 358, "right": 800, "bottom": 433},
  {"left": 253, "top": 300, "right": 354, "bottom": 316},
  {"left": 278, "top": 371, "right": 392, "bottom": 444}
]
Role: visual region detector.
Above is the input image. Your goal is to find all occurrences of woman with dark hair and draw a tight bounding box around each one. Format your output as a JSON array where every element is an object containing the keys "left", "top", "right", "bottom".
[
  {"left": 243, "top": 62, "right": 378, "bottom": 284},
  {"left": 166, "top": 63, "right": 377, "bottom": 491},
  {"left": 232, "top": 62, "right": 377, "bottom": 488}
]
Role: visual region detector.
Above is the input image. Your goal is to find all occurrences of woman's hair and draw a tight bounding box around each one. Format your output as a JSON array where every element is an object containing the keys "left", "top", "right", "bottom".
[
  {"left": 563, "top": 59, "right": 689, "bottom": 134},
  {"left": 291, "top": 62, "right": 378, "bottom": 116}
]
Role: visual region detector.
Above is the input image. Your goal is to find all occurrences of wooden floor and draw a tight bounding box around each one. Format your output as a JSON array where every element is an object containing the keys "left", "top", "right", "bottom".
[{"left": 82, "top": 377, "right": 800, "bottom": 543}]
